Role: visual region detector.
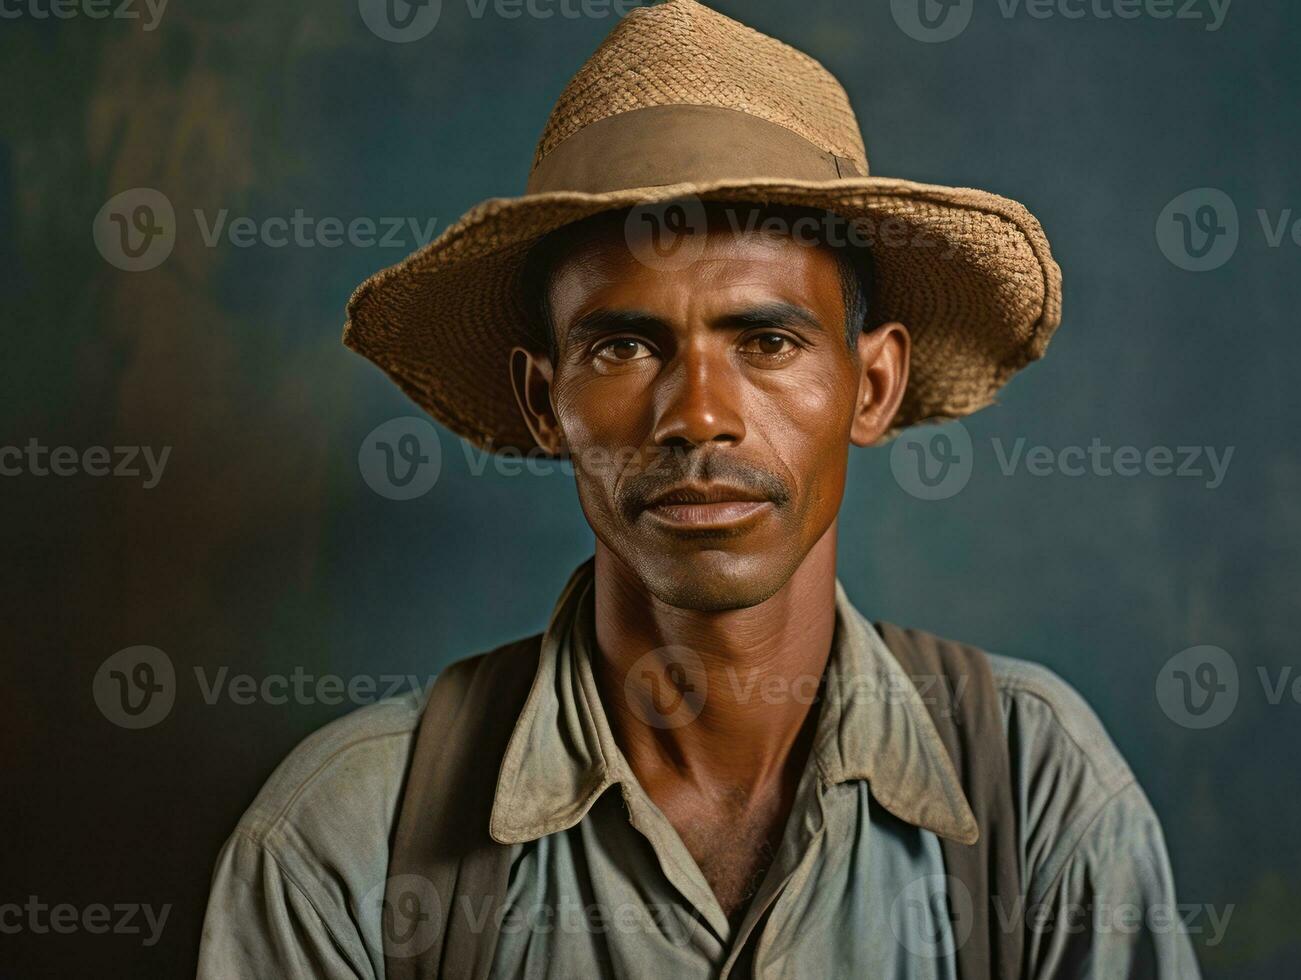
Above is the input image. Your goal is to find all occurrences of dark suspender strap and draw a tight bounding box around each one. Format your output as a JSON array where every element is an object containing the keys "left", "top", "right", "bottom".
[
  {"left": 875, "top": 622, "right": 1024, "bottom": 980},
  {"left": 383, "top": 635, "right": 542, "bottom": 980}
]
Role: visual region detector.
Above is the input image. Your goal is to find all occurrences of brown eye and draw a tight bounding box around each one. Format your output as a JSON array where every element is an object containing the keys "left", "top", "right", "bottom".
[
  {"left": 743, "top": 333, "right": 794, "bottom": 356},
  {"left": 595, "top": 338, "right": 652, "bottom": 362}
]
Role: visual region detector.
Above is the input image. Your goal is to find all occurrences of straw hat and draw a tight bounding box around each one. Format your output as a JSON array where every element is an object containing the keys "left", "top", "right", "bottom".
[{"left": 343, "top": 0, "right": 1062, "bottom": 451}]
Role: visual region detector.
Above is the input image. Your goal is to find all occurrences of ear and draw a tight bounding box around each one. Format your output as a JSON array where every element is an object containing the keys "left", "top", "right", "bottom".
[
  {"left": 509, "top": 346, "right": 565, "bottom": 455},
  {"left": 849, "top": 321, "right": 910, "bottom": 447}
]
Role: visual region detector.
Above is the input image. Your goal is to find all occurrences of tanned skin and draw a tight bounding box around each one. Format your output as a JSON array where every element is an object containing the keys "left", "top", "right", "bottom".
[{"left": 510, "top": 213, "right": 910, "bottom": 923}]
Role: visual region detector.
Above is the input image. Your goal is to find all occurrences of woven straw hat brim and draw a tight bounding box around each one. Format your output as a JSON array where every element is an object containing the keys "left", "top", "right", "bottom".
[{"left": 343, "top": 175, "right": 1062, "bottom": 453}]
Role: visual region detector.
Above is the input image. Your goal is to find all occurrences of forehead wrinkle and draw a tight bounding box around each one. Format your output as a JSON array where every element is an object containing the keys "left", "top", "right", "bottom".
[{"left": 547, "top": 229, "right": 847, "bottom": 345}]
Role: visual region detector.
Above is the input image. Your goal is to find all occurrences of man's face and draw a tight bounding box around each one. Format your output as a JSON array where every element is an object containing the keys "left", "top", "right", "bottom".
[{"left": 518, "top": 216, "right": 905, "bottom": 611}]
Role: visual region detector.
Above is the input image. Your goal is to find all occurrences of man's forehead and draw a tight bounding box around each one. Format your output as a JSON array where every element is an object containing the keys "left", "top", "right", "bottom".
[{"left": 547, "top": 242, "right": 843, "bottom": 336}]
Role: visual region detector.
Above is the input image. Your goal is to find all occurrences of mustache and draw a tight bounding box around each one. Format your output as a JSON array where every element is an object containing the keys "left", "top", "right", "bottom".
[{"left": 615, "top": 448, "right": 792, "bottom": 522}]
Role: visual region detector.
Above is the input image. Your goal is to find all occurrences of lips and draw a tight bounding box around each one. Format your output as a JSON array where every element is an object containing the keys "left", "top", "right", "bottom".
[{"left": 642, "top": 482, "right": 774, "bottom": 531}]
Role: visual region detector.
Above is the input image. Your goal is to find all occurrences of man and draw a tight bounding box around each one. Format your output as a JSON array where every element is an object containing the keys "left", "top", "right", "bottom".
[{"left": 199, "top": 1, "right": 1198, "bottom": 977}]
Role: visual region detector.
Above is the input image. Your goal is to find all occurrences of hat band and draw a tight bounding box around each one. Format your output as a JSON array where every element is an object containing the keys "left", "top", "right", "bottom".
[{"left": 525, "top": 104, "right": 865, "bottom": 196}]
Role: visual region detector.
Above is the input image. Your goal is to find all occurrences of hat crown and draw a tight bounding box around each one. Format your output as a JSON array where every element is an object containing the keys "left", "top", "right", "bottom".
[{"left": 532, "top": 0, "right": 868, "bottom": 176}]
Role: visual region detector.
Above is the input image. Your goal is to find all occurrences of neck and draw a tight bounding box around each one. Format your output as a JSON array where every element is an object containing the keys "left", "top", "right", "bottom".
[{"left": 591, "top": 526, "right": 839, "bottom": 794}]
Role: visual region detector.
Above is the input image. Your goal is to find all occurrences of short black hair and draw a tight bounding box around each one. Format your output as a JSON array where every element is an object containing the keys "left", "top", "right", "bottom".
[{"left": 519, "top": 202, "right": 874, "bottom": 361}]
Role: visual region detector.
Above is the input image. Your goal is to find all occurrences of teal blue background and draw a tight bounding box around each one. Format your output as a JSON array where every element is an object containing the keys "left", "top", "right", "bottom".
[{"left": 3, "top": 0, "right": 1299, "bottom": 975}]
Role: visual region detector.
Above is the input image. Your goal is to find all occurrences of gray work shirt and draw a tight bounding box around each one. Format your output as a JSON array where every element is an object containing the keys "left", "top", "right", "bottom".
[{"left": 198, "top": 563, "right": 1201, "bottom": 978}]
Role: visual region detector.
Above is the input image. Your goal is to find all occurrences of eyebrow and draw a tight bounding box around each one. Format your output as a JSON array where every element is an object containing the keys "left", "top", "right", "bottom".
[
  {"left": 716, "top": 302, "right": 826, "bottom": 334},
  {"left": 559, "top": 301, "right": 827, "bottom": 350},
  {"left": 561, "top": 309, "right": 665, "bottom": 350}
]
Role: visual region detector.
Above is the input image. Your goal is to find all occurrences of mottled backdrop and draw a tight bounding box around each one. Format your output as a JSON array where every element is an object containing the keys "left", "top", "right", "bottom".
[{"left": 2, "top": 0, "right": 1299, "bottom": 975}]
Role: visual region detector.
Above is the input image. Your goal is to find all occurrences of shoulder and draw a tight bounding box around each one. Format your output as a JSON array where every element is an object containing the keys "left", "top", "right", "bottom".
[
  {"left": 201, "top": 638, "right": 544, "bottom": 975},
  {"left": 232, "top": 688, "right": 425, "bottom": 852},
  {"left": 978, "top": 655, "right": 1200, "bottom": 975},
  {"left": 984, "top": 654, "right": 1169, "bottom": 901},
  {"left": 228, "top": 633, "right": 541, "bottom": 861},
  {"left": 201, "top": 689, "right": 428, "bottom": 979},
  {"left": 986, "top": 653, "right": 1135, "bottom": 797}
]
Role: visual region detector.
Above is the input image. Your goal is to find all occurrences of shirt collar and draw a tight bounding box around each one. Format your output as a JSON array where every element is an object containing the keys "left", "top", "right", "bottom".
[{"left": 489, "top": 559, "right": 978, "bottom": 847}]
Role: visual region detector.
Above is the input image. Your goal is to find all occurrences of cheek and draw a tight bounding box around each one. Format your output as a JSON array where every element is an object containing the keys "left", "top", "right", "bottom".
[
  {"left": 551, "top": 373, "right": 650, "bottom": 524},
  {"left": 758, "top": 366, "right": 856, "bottom": 456},
  {"left": 552, "top": 370, "right": 652, "bottom": 452},
  {"left": 789, "top": 372, "right": 848, "bottom": 422}
]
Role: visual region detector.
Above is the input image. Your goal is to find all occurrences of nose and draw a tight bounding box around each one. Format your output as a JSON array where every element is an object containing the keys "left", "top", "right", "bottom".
[{"left": 651, "top": 346, "right": 746, "bottom": 449}]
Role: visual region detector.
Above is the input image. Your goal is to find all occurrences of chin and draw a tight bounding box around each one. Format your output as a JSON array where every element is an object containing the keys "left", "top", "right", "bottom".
[{"left": 632, "top": 547, "right": 798, "bottom": 612}]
